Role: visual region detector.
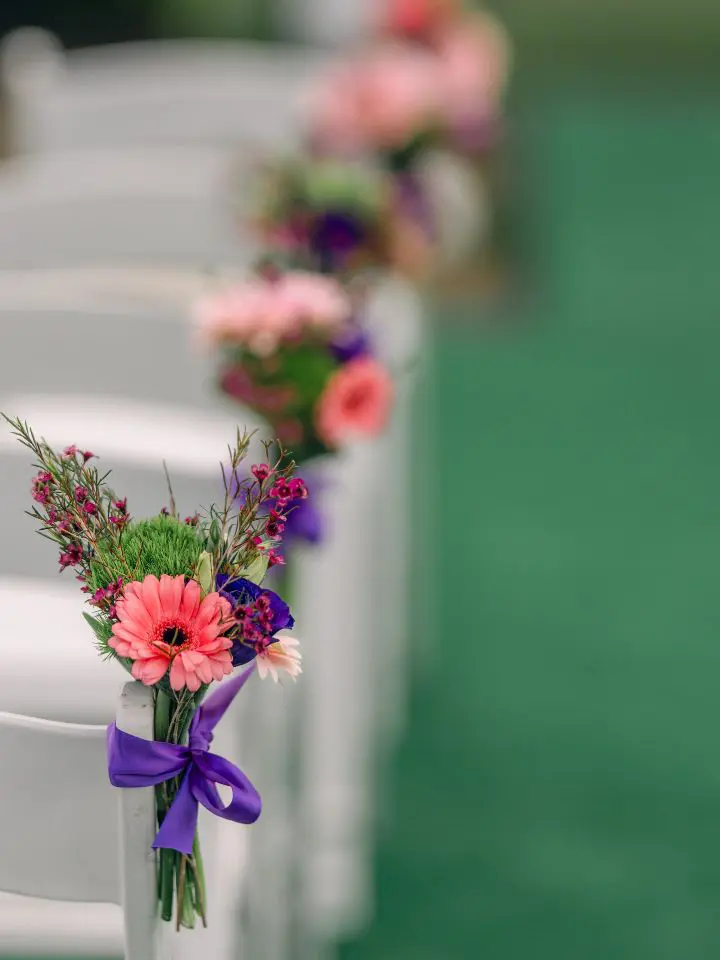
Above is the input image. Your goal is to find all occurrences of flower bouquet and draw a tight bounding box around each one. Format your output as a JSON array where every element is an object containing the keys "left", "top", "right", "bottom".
[
  {"left": 195, "top": 269, "right": 394, "bottom": 466},
  {"left": 251, "top": 155, "right": 435, "bottom": 281},
  {"left": 377, "top": 0, "right": 512, "bottom": 157},
  {"left": 5, "top": 415, "right": 305, "bottom": 929}
]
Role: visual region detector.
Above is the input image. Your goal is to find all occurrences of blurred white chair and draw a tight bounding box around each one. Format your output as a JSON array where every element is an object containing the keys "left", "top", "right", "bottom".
[
  {"left": 0, "top": 30, "right": 330, "bottom": 156},
  {"left": 275, "top": 0, "right": 373, "bottom": 46},
  {"left": 0, "top": 146, "right": 251, "bottom": 268},
  {"left": 290, "top": 277, "right": 424, "bottom": 947}
]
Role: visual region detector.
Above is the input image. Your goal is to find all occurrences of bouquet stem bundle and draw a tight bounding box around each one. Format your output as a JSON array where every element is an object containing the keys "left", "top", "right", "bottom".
[{"left": 154, "top": 689, "right": 206, "bottom": 928}]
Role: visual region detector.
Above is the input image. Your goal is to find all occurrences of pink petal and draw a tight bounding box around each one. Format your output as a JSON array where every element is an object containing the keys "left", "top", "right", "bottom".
[
  {"left": 132, "top": 657, "right": 168, "bottom": 685},
  {"left": 140, "top": 575, "right": 162, "bottom": 621},
  {"left": 159, "top": 574, "right": 183, "bottom": 620},
  {"left": 180, "top": 579, "right": 201, "bottom": 620},
  {"left": 111, "top": 622, "right": 147, "bottom": 646},
  {"left": 169, "top": 657, "right": 187, "bottom": 691}
]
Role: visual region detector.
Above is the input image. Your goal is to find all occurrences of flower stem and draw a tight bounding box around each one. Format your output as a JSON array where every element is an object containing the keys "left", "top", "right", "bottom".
[
  {"left": 154, "top": 690, "right": 175, "bottom": 922},
  {"left": 192, "top": 831, "right": 208, "bottom": 927},
  {"left": 159, "top": 850, "right": 175, "bottom": 923}
]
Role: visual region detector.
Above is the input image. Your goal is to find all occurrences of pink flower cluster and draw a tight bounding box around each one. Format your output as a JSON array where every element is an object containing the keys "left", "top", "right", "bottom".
[
  {"left": 196, "top": 271, "right": 352, "bottom": 356},
  {"left": 251, "top": 470, "right": 308, "bottom": 568},
  {"left": 308, "top": 14, "right": 510, "bottom": 155},
  {"left": 309, "top": 43, "right": 442, "bottom": 154}
]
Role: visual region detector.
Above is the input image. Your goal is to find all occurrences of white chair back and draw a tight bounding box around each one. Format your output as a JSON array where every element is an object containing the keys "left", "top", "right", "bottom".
[
  {"left": 0, "top": 576, "right": 126, "bottom": 722},
  {"left": 1, "top": 32, "right": 329, "bottom": 156},
  {"left": 0, "top": 680, "right": 157, "bottom": 958},
  {"left": 0, "top": 712, "right": 120, "bottom": 903},
  {"left": 0, "top": 147, "right": 251, "bottom": 268}
]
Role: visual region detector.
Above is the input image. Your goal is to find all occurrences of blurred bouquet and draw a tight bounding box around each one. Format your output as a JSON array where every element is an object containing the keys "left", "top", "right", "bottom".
[
  {"left": 251, "top": 156, "right": 434, "bottom": 280},
  {"left": 195, "top": 269, "right": 394, "bottom": 466},
  {"left": 6, "top": 416, "right": 305, "bottom": 930},
  {"left": 308, "top": 5, "right": 511, "bottom": 165}
]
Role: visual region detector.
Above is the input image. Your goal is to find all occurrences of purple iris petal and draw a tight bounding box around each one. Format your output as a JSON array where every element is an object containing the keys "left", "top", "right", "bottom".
[
  {"left": 216, "top": 575, "right": 294, "bottom": 631},
  {"left": 328, "top": 324, "right": 372, "bottom": 364},
  {"left": 284, "top": 493, "right": 324, "bottom": 545},
  {"left": 311, "top": 211, "right": 367, "bottom": 259},
  {"left": 216, "top": 574, "right": 294, "bottom": 667}
]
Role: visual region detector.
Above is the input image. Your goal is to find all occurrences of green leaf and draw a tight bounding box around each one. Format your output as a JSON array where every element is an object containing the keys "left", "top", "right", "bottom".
[
  {"left": 83, "top": 611, "right": 109, "bottom": 642},
  {"left": 235, "top": 550, "right": 269, "bottom": 585},
  {"left": 209, "top": 517, "right": 221, "bottom": 550},
  {"left": 83, "top": 611, "right": 117, "bottom": 661},
  {"left": 196, "top": 551, "right": 214, "bottom": 596}
]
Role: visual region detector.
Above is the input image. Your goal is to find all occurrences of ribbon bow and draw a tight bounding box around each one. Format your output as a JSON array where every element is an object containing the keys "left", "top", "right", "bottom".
[{"left": 106, "top": 664, "right": 261, "bottom": 856}]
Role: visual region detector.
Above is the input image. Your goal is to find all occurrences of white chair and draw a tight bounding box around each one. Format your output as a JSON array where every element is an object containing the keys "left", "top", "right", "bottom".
[
  {"left": 0, "top": 681, "right": 154, "bottom": 957},
  {"left": 275, "top": 0, "right": 373, "bottom": 45},
  {"left": 0, "top": 678, "right": 253, "bottom": 959},
  {"left": 0, "top": 146, "right": 251, "bottom": 268},
  {"left": 0, "top": 31, "right": 330, "bottom": 156}
]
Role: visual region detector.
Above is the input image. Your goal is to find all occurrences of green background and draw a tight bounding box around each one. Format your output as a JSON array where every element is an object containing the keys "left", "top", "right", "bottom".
[{"left": 340, "top": 72, "right": 720, "bottom": 959}]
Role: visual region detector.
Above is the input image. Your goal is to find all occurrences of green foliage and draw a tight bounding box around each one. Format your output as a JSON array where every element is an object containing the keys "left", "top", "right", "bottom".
[
  {"left": 302, "top": 161, "right": 385, "bottom": 219},
  {"left": 82, "top": 611, "right": 132, "bottom": 674},
  {"left": 234, "top": 549, "right": 268, "bottom": 585},
  {"left": 196, "top": 551, "right": 214, "bottom": 596},
  {"left": 229, "top": 340, "right": 337, "bottom": 462},
  {"left": 88, "top": 515, "right": 204, "bottom": 593}
]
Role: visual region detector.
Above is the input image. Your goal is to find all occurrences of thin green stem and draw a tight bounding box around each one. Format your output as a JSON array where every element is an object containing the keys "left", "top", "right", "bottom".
[
  {"left": 160, "top": 849, "right": 175, "bottom": 923},
  {"left": 192, "top": 832, "right": 208, "bottom": 927}
]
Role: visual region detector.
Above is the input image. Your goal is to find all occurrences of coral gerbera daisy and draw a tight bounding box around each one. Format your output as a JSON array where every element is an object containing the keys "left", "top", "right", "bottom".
[
  {"left": 109, "top": 573, "right": 233, "bottom": 691},
  {"left": 315, "top": 356, "right": 394, "bottom": 448}
]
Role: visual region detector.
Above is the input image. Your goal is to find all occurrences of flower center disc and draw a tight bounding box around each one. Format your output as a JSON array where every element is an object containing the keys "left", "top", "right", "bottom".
[{"left": 162, "top": 625, "right": 189, "bottom": 647}]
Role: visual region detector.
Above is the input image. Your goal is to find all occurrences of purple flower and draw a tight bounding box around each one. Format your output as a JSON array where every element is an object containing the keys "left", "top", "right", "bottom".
[
  {"left": 216, "top": 574, "right": 294, "bottom": 667},
  {"left": 329, "top": 324, "right": 372, "bottom": 364},
  {"left": 310, "top": 211, "right": 368, "bottom": 270}
]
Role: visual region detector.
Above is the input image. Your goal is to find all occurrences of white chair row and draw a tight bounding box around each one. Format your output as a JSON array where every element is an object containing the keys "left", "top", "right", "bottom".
[
  {"left": 0, "top": 31, "right": 427, "bottom": 946},
  {"left": 0, "top": 280, "right": 409, "bottom": 958},
  {"left": 0, "top": 32, "right": 331, "bottom": 155}
]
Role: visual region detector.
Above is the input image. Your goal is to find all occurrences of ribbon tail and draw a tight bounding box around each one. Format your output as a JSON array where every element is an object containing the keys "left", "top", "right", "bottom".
[
  {"left": 192, "top": 752, "right": 262, "bottom": 824},
  {"left": 192, "top": 663, "right": 256, "bottom": 739},
  {"left": 152, "top": 773, "right": 198, "bottom": 856}
]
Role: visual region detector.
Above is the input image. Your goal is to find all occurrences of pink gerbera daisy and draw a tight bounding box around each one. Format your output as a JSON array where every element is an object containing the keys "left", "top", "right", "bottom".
[
  {"left": 109, "top": 574, "right": 233, "bottom": 691},
  {"left": 256, "top": 635, "right": 303, "bottom": 683}
]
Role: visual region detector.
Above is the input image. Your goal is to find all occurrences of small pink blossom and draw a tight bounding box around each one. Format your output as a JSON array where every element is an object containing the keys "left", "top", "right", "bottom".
[{"left": 316, "top": 357, "right": 394, "bottom": 448}]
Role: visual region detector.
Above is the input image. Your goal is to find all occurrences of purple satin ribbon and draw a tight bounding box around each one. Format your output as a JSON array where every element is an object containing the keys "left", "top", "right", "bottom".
[{"left": 106, "top": 665, "right": 261, "bottom": 855}]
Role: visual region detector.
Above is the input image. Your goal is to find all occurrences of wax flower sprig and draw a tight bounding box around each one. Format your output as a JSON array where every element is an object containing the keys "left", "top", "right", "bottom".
[{"left": 5, "top": 414, "right": 306, "bottom": 930}]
